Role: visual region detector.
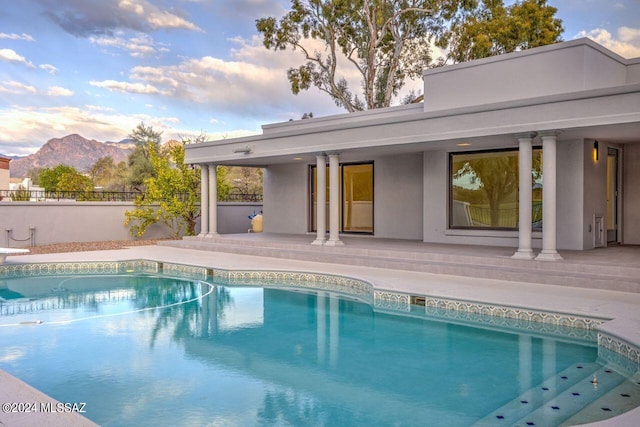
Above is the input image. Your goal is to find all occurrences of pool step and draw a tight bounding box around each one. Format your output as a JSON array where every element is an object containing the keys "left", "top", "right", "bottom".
[
  {"left": 560, "top": 373, "right": 640, "bottom": 426},
  {"left": 472, "top": 362, "right": 601, "bottom": 426},
  {"left": 161, "top": 237, "right": 640, "bottom": 292},
  {"left": 476, "top": 363, "right": 638, "bottom": 426}
]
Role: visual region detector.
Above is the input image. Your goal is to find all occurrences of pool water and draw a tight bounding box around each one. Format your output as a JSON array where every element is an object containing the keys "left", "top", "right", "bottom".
[{"left": 0, "top": 274, "right": 637, "bottom": 426}]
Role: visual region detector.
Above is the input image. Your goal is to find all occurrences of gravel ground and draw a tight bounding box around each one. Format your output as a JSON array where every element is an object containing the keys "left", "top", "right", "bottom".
[{"left": 12, "top": 239, "right": 171, "bottom": 255}]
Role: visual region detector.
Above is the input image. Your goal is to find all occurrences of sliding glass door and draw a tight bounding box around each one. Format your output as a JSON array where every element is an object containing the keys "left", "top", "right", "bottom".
[{"left": 310, "top": 162, "right": 373, "bottom": 234}]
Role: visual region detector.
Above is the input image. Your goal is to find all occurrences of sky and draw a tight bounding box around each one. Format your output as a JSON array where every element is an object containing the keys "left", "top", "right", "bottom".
[{"left": 0, "top": 0, "right": 639, "bottom": 156}]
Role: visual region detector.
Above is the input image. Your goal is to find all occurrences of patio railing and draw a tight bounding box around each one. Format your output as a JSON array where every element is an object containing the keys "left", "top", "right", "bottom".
[{"left": 0, "top": 189, "right": 263, "bottom": 203}]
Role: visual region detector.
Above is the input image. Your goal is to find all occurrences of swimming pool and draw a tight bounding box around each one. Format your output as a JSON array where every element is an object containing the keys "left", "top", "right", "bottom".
[{"left": 0, "top": 265, "right": 639, "bottom": 426}]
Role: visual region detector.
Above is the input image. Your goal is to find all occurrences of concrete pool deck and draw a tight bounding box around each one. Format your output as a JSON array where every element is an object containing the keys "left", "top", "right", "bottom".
[{"left": 1, "top": 243, "right": 639, "bottom": 426}]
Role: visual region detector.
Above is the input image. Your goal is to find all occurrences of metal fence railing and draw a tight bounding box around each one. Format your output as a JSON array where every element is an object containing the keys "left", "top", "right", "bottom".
[
  {"left": 224, "top": 192, "right": 263, "bottom": 202},
  {"left": 0, "top": 189, "right": 263, "bottom": 203},
  {"left": 0, "top": 190, "right": 143, "bottom": 202}
]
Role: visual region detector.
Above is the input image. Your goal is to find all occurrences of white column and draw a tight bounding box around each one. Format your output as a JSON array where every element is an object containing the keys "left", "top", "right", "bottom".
[
  {"left": 513, "top": 133, "right": 536, "bottom": 259},
  {"left": 316, "top": 292, "right": 326, "bottom": 364},
  {"left": 207, "top": 165, "right": 218, "bottom": 237},
  {"left": 326, "top": 153, "right": 344, "bottom": 246},
  {"left": 329, "top": 293, "right": 339, "bottom": 368},
  {"left": 518, "top": 335, "right": 532, "bottom": 394},
  {"left": 536, "top": 132, "right": 563, "bottom": 261},
  {"left": 312, "top": 155, "right": 327, "bottom": 245},
  {"left": 199, "top": 164, "right": 209, "bottom": 237},
  {"left": 542, "top": 339, "right": 556, "bottom": 381}
]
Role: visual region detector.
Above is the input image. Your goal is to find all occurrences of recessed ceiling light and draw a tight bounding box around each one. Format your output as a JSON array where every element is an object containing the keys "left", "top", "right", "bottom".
[
  {"left": 293, "top": 157, "right": 303, "bottom": 160},
  {"left": 456, "top": 143, "right": 471, "bottom": 147}
]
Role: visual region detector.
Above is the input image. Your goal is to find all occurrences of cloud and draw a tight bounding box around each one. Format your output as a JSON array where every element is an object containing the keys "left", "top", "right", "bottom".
[
  {"left": 0, "top": 105, "right": 191, "bottom": 155},
  {"left": 114, "top": 36, "right": 350, "bottom": 118},
  {"left": 39, "top": 64, "right": 58, "bottom": 74},
  {"left": 0, "top": 49, "right": 35, "bottom": 68},
  {"left": 48, "top": 86, "right": 75, "bottom": 96},
  {"left": 39, "top": 0, "right": 201, "bottom": 37},
  {"left": 89, "top": 32, "right": 167, "bottom": 58},
  {"left": 212, "top": 0, "right": 285, "bottom": 20},
  {"left": 576, "top": 27, "right": 640, "bottom": 58},
  {"left": 89, "top": 79, "right": 167, "bottom": 95},
  {"left": 0, "top": 81, "right": 37, "bottom": 94},
  {"left": 0, "top": 33, "right": 35, "bottom": 42}
]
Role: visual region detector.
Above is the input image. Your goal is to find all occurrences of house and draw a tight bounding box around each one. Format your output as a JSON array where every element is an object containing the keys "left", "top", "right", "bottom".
[
  {"left": 184, "top": 38, "right": 640, "bottom": 259},
  {"left": 0, "top": 156, "right": 10, "bottom": 195}
]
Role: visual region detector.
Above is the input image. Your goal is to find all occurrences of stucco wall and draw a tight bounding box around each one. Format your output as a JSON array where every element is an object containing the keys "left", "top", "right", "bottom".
[
  {"left": 263, "top": 163, "right": 309, "bottom": 234},
  {"left": 422, "top": 40, "right": 628, "bottom": 113},
  {"left": 0, "top": 202, "right": 264, "bottom": 247},
  {"left": 262, "top": 155, "right": 423, "bottom": 239},
  {"left": 373, "top": 153, "right": 423, "bottom": 239},
  {"left": 0, "top": 157, "right": 8, "bottom": 191},
  {"left": 0, "top": 169, "right": 8, "bottom": 192},
  {"left": 215, "top": 203, "right": 264, "bottom": 234},
  {"left": 623, "top": 143, "right": 640, "bottom": 244},
  {"left": 626, "top": 61, "right": 640, "bottom": 83},
  {"left": 556, "top": 140, "right": 585, "bottom": 250},
  {"left": 0, "top": 203, "right": 172, "bottom": 247}
]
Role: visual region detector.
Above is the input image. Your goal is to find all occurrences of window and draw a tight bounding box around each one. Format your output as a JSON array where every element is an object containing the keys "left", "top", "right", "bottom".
[
  {"left": 310, "top": 162, "right": 374, "bottom": 234},
  {"left": 450, "top": 149, "right": 542, "bottom": 230}
]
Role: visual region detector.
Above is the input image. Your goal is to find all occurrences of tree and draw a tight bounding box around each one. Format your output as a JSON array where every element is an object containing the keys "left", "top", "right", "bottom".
[
  {"left": 216, "top": 166, "right": 233, "bottom": 202},
  {"left": 227, "top": 167, "right": 262, "bottom": 197},
  {"left": 26, "top": 167, "right": 44, "bottom": 185},
  {"left": 437, "top": 0, "right": 563, "bottom": 64},
  {"left": 125, "top": 141, "right": 200, "bottom": 238},
  {"left": 39, "top": 164, "right": 78, "bottom": 191},
  {"left": 89, "top": 156, "right": 129, "bottom": 190},
  {"left": 256, "top": 0, "right": 563, "bottom": 111},
  {"left": 56, "top": 171, "right": 94, "bottom": 193},
  {"left": 257, "top": 0, "right": 456, "bottom": 111},
  {"left": 127, "top": 123, "right": 163, "bottom": 191}
]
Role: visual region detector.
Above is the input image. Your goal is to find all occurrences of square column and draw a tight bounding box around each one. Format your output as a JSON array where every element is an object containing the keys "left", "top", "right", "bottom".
[
  {"left": 536, "top": 132, "right": 563, "bottom": 261},
  {"left": 312, "top": 155, "right": 327, "bottom": 245},
  {"left": 512, "top": 133, "right": 536, "bottom": 259},
  {"left": 198, "top": 164, "right": 209, "bottom": 237},
  {"left": 325, "top": 153, "right": 344, "bottom": 246},
  {"left": 207, "top": 164, "right": 218, "bottom": 237}
]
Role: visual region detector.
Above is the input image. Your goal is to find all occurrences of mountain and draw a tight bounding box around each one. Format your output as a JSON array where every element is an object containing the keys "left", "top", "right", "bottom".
[{"left": 9, "top": 134, "right": 132, "bottom": 178}]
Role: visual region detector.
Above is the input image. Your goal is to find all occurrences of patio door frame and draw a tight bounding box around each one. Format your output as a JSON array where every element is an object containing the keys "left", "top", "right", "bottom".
[
  {"left": 309, "top": 161, "right": 374, "bottom": 235},
  {"left": 606, "top": 146, "right": 621, "bottom": 244}
]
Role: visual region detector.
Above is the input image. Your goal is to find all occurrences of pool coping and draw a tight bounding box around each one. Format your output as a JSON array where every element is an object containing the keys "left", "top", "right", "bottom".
[{"left": 1, "top": 247, "right": 639, "bottom": 426}]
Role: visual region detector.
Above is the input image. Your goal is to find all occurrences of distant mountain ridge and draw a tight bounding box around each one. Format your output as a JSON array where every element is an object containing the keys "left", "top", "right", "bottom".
[{"left": 8, "top": 134, "right": 132, "bottom": 178}]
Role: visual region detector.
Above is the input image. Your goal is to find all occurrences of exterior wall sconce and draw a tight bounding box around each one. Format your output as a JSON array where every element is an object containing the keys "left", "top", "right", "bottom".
[
  {"left": 233, "top": 146, "right": 252, "bottom": 154},
  {"left": 593, "top": 140, "right": 599, "bottom": 162}
]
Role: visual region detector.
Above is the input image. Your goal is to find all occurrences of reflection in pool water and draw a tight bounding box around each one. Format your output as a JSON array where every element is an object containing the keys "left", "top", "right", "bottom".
[{"left": 0, "top": 274, "right": 637, "bottom": 426}]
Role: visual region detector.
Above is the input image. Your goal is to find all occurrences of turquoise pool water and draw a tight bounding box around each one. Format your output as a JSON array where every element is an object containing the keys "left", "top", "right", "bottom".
[{"left": 0, "top": 273, "right": 637, "bottom": 426}]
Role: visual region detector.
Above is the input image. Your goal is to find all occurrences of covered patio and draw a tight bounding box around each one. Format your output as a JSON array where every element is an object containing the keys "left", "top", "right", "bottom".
[{"left": 184, "top": 38, "right": 640, "bottom": 263}]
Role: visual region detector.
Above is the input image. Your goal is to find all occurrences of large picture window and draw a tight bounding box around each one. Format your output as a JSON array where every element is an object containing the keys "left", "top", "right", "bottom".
[{"left": 450, "top": 149, "right": 542, "bottom": 230}]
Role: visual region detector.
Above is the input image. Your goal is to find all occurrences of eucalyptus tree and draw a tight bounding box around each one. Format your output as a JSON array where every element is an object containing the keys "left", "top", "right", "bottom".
[
  {"left": 256, "top": 0, "right": 563, "bottom": 111},
  {"left": 257, "top": 0, "right": 465, "bottom": 111}
]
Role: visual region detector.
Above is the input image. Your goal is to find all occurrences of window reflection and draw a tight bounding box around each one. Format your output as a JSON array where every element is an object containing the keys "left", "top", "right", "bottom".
[{"left": 450, "top": 149, "right": 542, "bottom": 229}]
